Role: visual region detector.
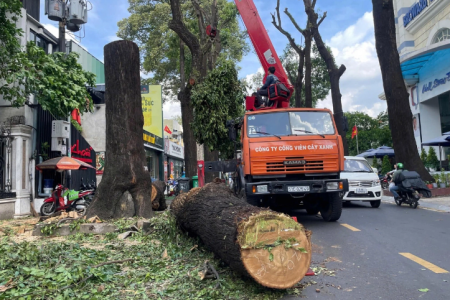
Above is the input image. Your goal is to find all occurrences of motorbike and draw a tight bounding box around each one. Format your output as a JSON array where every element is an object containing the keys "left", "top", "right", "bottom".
[
  {"left": 40, "top": 180, "right": 96, "bottom": 216},
  {"left": 167, "top": 179, "right": 179, "bottom": 196},
  {"left": 395, "top": 187, "right": 420, "bottom": 209},
  {"left": 381, "top": 174, "right": 391, "bottom": 190}
]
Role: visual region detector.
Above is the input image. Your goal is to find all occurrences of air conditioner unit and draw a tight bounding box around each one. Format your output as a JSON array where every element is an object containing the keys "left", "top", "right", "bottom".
[{"left": 51, "top": 120, "right": 70, "bottom": 138}]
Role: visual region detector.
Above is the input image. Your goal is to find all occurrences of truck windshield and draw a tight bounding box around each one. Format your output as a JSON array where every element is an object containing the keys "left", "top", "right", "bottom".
[{"left": 247, "top": 111, "right": 335, "bottom": 138}]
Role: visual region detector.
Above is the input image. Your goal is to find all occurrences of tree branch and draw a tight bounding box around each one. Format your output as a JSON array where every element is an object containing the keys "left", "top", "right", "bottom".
[
  {"left": 284, "top": 8, "right": 305, "bottom": 35},
  {"left": 317, "top": 12, "right": 327, "bottom": 27},
  {"left": 271, "top": 8, "right": 303, "bottom": 55},
  {"left": 337, "top": 64, "right": 346, "bottom": 77},
  {"left": 312, "top": 0, "right": 317, "bottom": 9},
  {"left": 168, "top": 0, "right": 201, "bottom": 58}
]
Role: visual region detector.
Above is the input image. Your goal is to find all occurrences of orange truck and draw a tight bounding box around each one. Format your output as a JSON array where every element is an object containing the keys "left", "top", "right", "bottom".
[{"left": 222, "top": 108, "right": 348, "bottom": 222}]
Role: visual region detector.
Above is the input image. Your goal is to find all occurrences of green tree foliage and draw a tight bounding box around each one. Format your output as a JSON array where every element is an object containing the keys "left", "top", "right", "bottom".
[
  {"left": 280, "top": 43, "right": 331, "bottom": 108},
  {"left": 381, "top": 155, "right": 391, "bottom": 175},
  {"left": 0, "top": 1, "right": 95, "bottom": 117},
  {"left": 191, "top": 61, "right": 245, "bottom": 158},
  {"left": 426, "top": 147, "right": 439, "bottom": 170},
  {"left": 420, "top": 148, "right": 427, "bottom": 164},
  {"left": 344, "top": 111, "right": 393, "bottom": 156},
  {"left": 118, "top": 0, "right": 248, "bottom": 100},
  {"left": 372, "top": 158, "right": 379, "bottom": 170}
]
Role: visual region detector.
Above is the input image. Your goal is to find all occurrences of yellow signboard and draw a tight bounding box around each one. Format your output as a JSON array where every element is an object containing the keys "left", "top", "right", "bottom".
[
  {"left": 141, "top": 85, "right": 162, "bottom": 137},
  {"left": 143, "top": 133, "right": 155, "bottom": 144}
]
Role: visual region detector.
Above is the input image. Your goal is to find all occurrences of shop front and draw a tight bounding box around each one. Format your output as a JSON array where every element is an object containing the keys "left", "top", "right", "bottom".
[
  {"left": 144, "top": 132, "right": 164, "bottom": 181},
  {"left": 164, "top": 139, "right": 184, "bottom": 180}
]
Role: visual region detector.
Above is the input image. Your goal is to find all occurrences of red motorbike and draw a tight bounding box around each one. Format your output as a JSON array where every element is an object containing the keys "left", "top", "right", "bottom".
[{"left": 40, "top": 183, "right": 95, "bottom": 216}]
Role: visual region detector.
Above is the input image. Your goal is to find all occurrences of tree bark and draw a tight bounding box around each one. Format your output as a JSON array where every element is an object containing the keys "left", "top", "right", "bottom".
[
  {"left": 171, "top": 181, "right": 312, "bottom": 289},
  {"left": 372, "top": 0, "right": 433, "bottom": 181},
  {"left": 303, "top": 0, "right": 348, "bottom": 155},
  {"left": 295, "top": 53, "right": 305, "bottom": 108},
  {"left": 303, "top": 30, "right": 313, "bottom": 108},
  {"left": 86, "top": 40, "right": 155, "bottom": 219}
]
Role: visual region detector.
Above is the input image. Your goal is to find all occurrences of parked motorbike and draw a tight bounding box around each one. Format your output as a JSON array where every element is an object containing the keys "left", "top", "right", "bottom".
[
  {"left": 395, "top": 187, "right": 420, "bottom": 209},
  {"left": 167, "top": 179, "right": 179, "bottom": 196},
  {"left": 40, "top": 183, "right": 95, "bottom": 216}
]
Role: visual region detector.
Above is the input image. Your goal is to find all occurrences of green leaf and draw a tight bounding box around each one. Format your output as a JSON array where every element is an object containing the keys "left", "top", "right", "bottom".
[{"left": 418, "top": 288, "right": 429, "bottom": 293}]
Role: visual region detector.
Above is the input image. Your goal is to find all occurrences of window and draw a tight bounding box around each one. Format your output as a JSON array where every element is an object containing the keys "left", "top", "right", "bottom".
[
  {"left": 29, "top": 30, "right": 49, "bottom": 54},
  {"left": 432, "top": 28, "right": 450, "bottom": 44},
  {"left": 343, "top": 159, "right": 373, "bottom": 173}
]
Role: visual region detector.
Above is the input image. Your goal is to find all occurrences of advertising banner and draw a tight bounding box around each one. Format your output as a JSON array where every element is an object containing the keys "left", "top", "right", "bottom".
[
  {"left": 96, "top": 152, "right": 105, "bottom": 175},
  {"left": 141, "top": 85, "right": 162, "bottom": 138},
  {"left": 165, "top": 140, "right": 184, "bottom": 159}
]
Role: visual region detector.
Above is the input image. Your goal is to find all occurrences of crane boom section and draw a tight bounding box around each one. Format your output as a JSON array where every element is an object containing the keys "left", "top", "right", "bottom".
[{"left": 234, "top": 0, "right": 291, "bottom": 87}]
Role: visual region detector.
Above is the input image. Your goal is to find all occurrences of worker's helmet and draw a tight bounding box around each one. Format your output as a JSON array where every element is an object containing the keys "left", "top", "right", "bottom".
[{"left": 397, "top": 162, "right": 404, "bottom": 169}]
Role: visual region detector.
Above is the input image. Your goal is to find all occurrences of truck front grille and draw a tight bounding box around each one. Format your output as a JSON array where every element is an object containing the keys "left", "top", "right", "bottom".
[{"left": 251, "top": 154, "right": 339, "bottom": 175}]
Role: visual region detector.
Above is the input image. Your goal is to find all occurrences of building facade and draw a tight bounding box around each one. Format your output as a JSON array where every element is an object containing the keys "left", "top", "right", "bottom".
[
  {"left": 163, "top": 119, "right": 184, "bottom": 181},
  {"left": 385, "top": 0, "right": 450, "bottom": 161}
]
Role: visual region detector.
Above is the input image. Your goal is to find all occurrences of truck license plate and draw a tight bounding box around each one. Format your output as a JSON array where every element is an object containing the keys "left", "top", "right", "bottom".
[
  {"left": 355, "top": 188, "right": 367, "bottom": 194},
  {"left": 288, "top": 186, "right": 310, "bottom": 192}
]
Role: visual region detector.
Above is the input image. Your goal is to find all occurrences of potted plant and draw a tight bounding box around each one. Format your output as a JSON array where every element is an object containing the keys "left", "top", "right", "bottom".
[
  {"left": 426, "top": 181, "right": 434, "bottom": 189},
  {"left": 432, "top": 174, "right": 439, "bottom": 188},
  {"left": 439, "top": 169, "right": 446, "bottom": 188}
]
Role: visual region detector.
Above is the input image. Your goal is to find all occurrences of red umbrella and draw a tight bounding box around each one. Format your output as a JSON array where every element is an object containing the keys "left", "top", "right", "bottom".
[{"left": 36, "top": 156, "right": 96, "bottom": 171}]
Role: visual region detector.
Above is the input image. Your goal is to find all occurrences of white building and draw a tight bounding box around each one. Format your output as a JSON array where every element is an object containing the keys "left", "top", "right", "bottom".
[{"left": 381, "top": 0, "right": 450, "bottom": 163}]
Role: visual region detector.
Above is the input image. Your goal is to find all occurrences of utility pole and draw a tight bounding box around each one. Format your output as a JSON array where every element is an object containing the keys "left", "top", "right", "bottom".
[{"left": 58, "top": 20, "right": 66, "bottom": 53}]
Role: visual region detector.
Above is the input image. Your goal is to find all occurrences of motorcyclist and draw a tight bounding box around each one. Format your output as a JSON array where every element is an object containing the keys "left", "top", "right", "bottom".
[{"left": 390, "top": 162, "right": 406, "bottom": 200}]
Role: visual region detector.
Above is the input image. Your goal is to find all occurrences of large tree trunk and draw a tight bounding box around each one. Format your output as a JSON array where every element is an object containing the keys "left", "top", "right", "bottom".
[
  {"left": 86, "top": 41, "right": 156, "bottom": 219},
  {"left": 303, "top": 0, "right": 348, "bottom": 155},
  {"left": 304, "top": 31, "right": 313, "bottom": 108},
  {"left": 171, "top": 181, "right": 312, "bottom": 289},
  {"left": 372, "top": 0, "right": 432, "bottom": 181},
  {"left": 295, "top": 52, "right": 305, "bottom": 108},
  {"left": 179, "top": 89, "right": 198, "bottom": 178}
]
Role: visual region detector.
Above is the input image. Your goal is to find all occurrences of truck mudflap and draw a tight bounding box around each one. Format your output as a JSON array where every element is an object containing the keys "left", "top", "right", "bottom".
[{"left": 245, "top": 179, "right": 349, "bottom": 196}]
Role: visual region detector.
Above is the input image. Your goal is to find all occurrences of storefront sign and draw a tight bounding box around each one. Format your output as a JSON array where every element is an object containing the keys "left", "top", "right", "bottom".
[
  {"left": 141, "top": 85, "right": 162, "bottom": 138},
  {"left": 165, "top": 140, "right": 184, "bottom": 159},
  {"left": 143, "top": 133, "right": 156, "bottom": 144},
  {"left": 403, "top": 0, "right": 435, "bottom": 27},
  {"left": 422, "top": 72, "right": 450, "bottom": 94},
  {"left": 71, "top": 140, "right": 93, "bottom": 163},
  {"left": 96, "top": 152, "right": 105, "bottom": 175}
]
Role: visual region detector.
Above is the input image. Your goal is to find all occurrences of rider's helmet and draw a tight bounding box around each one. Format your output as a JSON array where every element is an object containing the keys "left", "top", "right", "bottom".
[{"left": 397, "top": 162, "right": 404, "bottom": 169}]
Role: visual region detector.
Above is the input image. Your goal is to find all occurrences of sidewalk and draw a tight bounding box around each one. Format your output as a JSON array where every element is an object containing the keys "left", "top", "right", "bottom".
[{"left": 382, "top": 195, "right": 450, "bottom": 212}]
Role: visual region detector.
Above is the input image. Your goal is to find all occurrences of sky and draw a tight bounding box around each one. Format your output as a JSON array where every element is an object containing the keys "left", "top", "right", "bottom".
[{"left": 39, "top": 0, "right": 387, "bottom": 120}]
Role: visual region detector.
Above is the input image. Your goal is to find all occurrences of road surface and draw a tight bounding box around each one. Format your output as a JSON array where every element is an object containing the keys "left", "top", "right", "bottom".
[{"left": 283, "top": 200, "right": 450, "bottom": 299}]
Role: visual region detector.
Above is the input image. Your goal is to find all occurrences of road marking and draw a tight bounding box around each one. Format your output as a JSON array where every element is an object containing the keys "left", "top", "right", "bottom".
[
  {"left": 399, "top": 253, "right": 449, "bottom": 274},
  {"left": 340, "top": 224, "right": 360, "bottom": 232}
]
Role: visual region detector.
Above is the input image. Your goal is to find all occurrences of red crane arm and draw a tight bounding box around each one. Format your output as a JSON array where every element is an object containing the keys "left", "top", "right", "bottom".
[{"left": 234, "top": 0, "right": 292, "bottom": 90}]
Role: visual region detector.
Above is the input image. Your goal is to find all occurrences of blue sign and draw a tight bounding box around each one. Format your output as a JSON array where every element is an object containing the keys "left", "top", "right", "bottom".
[
  {"left": 422, "top": 72, "right": 450, "bottom": 93},
  {"left": 403, "top": 0, "right": 434, "bottom": 27}
]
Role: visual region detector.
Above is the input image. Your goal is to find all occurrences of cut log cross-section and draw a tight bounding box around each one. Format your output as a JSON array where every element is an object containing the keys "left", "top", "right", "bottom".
[{"left": 171, "top": 182, "right": 312, "bottom": 289}]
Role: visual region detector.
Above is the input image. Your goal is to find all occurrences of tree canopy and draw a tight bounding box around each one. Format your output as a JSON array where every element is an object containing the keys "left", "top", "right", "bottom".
[
  {"left": 345, "top": 111, "right": 393, "bottom": 156},
  {"left": 1, "top": 0, "right": 96, "bottom": 117},
  {"left": 117, "top": 0, "right": 248, "bottom": 100},
  {"left": 191, "top": 60, "right": 245, "bottom": 158}
]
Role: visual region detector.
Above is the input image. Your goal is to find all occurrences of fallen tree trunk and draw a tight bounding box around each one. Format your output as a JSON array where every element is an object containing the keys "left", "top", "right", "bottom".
[{"left": 171, "top": 181, "right": 311, "bottom": 289}]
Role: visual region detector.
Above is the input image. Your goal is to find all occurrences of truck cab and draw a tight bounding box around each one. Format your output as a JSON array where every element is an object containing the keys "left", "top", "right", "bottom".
[{"left": 232, "top": 108, "right": 348, "bottom": 221}]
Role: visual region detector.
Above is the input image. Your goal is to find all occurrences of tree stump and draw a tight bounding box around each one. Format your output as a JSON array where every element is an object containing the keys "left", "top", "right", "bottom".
[
  {"left": 171, "top": 182, "right": 312, "bottom": 289},
  {"left": 86, "top": 40, "right": 155, "bottom": 219}
]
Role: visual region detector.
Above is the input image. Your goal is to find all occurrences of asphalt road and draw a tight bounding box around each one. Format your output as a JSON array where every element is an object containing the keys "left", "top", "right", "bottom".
[{"left": 282, "top": 201, "right": 450, "bottom": 300}]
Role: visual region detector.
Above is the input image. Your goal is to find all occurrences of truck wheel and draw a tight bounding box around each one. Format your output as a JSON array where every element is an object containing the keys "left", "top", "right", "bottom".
[
  {"left": 304, "top": 200, "right": 320, "bottom": 215},
  {"left": 320, "top": 193, "right": 342, "bottom": 222}
]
